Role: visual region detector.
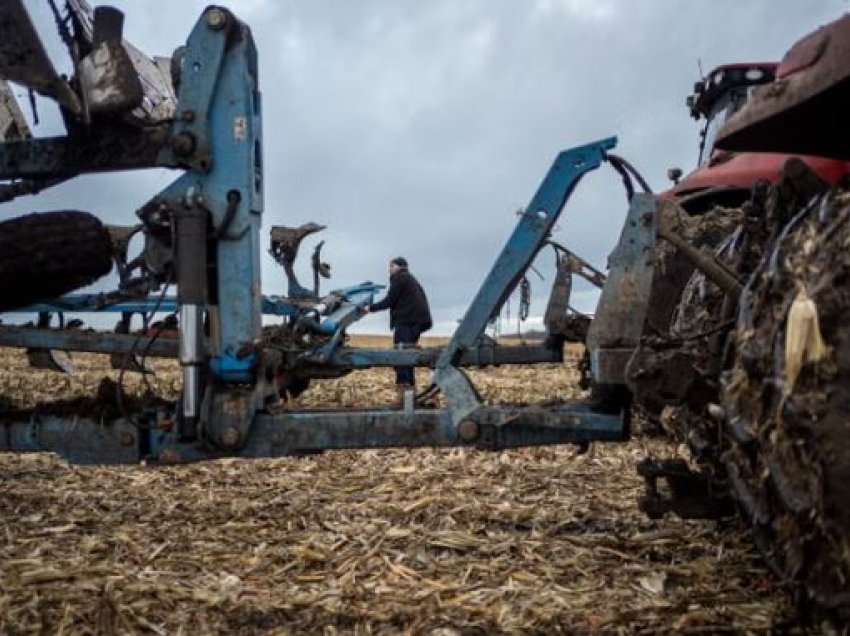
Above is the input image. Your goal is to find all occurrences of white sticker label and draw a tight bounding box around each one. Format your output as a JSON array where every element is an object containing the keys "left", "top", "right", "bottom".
[{"left": 234, "top": 116, "right": 247, "bottom": 141}]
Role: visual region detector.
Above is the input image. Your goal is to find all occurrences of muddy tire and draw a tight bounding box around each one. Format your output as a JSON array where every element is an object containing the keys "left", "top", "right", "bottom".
[
  {"left": 643, "top": 204, "right": 743, "bottom": 337},
  {"left": 723, "top": 189, "right": 850, "bottom": 624},
  {"left": 0, "top": 211, "right": 113, "bottom": 311},
  {"left": 629, "top": 204, "right": 743, "bottom": 422},
  {"left": 631, "top": 166, "right": 850, "bottom": 626}
]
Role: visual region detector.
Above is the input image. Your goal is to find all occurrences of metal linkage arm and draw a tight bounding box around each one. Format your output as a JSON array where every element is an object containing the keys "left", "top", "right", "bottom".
[
  {"left": 433, "top": 137, "right": 617, "bottom": 423},
  {"left": 0, "top": 129, "right": 169, "bottom": 180},
  {"left": 549, "top": 245, "right": 607, "bottom": 288},
  {"left": 0, "top": 403, "right": 626, "bottom": 464}
]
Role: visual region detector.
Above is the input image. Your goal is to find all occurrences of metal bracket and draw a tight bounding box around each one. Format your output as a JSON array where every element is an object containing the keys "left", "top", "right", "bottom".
[
  {"left": 157, "top": 7, "right": 233, "bottom": 172},
  {"left": 585, "top": 193, "right": 658, "bottom": 384},
  {"left": 433, "top": 137, "right": 618, "bottom": 423}
]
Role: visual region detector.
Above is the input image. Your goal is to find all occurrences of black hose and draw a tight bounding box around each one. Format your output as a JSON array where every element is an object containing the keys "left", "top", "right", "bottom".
[
  {"left": 607, "top": 155, "right": 635, "bottom": 202},
  {"left": 607, "top": 153, "right": 653, "bottom": 195}
]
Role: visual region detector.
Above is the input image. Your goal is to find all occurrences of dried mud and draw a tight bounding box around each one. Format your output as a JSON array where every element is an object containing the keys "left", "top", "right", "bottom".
[{"left": 724, "top": 188, "right": 850, "bottom": 622}]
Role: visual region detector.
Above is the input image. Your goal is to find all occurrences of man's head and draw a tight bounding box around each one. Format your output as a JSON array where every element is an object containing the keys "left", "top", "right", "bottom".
[{"left": 389, "top": 256, "right": 408, "bottom": 275}]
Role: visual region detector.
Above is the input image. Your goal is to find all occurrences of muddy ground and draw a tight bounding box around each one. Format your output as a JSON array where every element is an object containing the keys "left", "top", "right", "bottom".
[{"left": 0, "top": 338, "right": 813, "bottom": 634}]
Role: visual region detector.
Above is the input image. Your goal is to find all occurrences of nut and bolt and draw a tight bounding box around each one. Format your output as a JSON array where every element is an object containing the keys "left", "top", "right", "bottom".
[
  {"left": 221, "top": 427, "right": 240, "bottom": 448},
  {"left": 171, "top": 132, "right": 196, "bottom": 157},
  {"left": 458, "top": 419, "right": 479, "bottom": 442},
  {"left": 158, "top": 449, "right": 181, "bottom": 463},
  {"left": 206, "top": 8, "right": 227, "bottom": 30}
]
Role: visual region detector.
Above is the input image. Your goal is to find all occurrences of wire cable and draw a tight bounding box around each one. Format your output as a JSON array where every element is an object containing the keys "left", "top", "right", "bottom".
[{"left": 116, "top": 283, "right": 171, "bottom": 428}]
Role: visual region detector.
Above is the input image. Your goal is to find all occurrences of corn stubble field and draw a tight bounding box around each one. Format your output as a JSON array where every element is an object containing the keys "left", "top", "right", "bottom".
[{"left": 0, "top": 336, "right": 804, "bottom": 634}]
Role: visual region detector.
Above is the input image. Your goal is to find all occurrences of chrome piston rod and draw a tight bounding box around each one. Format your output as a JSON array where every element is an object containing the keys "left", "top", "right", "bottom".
[
  {"left": 175, "top": 204, "right": 208, "bottom": 439},
  {"left": 179, "top": 303, "right": 204, "bottom": 421}
]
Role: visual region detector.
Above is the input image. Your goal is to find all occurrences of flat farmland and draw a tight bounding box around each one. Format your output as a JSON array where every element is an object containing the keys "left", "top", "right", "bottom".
[{"left": 0, "top": 337, "right": 801, "bottom": 634}]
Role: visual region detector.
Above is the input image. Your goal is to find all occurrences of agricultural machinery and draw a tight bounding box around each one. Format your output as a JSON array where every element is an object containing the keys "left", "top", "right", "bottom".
[{"left": 0, "top": 1, "right": 848, "bottom": 624}]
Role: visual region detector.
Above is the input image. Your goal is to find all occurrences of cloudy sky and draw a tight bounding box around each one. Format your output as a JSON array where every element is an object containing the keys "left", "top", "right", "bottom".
[{"left": 6, "top": 0, "right": 847, "bottom": 334}]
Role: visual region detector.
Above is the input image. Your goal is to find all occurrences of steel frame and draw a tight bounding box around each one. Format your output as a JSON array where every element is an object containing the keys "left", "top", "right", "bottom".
[{"left": 0, "top": 6, "right": 652, "bottom": 464}]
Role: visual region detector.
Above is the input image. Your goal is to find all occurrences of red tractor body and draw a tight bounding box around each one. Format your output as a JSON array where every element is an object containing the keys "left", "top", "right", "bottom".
[{"left": 663, "top": 62, "right": 850, "bottom": 211}]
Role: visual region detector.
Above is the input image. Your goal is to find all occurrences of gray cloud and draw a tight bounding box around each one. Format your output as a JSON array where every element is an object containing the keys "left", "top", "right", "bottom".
[{"left": 5, "top": 0, "right": 845, "bottom": 333}]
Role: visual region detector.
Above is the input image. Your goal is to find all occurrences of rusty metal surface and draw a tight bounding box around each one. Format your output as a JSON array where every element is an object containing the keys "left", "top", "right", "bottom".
[
  {"left": 544, "top": 255, "right": 574, "bottom": 336},
  {"left": 586, "top": 194, "right": 658, "bottom": 355},
  {"left": 269, "top": 223, "right": 326, "bottom": 259},
  {"left": 588, "top": 348, "right": 636, "bottom": 386},
  {"left": 0, "top": 0, "right": 81, "bottom": 114},
  {"left": 717, "top": 13, "right": 850, "bottom": 159}
]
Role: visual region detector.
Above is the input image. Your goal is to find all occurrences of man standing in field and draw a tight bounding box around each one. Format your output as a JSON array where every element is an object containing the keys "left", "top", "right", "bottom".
[{"left": 364, "top": 257, "right": 432, "bottom": 400}]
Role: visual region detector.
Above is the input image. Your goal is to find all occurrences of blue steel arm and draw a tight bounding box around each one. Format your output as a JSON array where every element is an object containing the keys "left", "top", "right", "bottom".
[
  {"left": 433, "top": 137, "right": 617, "bottom": 424},
  {"left": 315, "top": 282, "right": 384, "bottom": 334},
  {"left": 1, "top": 282, "right": 384, "bottom": 367},
  {"left": 156, "top": 9, "right": 229, "bottom": 173},
  {"left": 148, "top": 8, "right": 263, "bottom": 390},
  {"left": 7, "top": 283, "right": 383, "bottom": 320},
  {"left": 11, "top": 294, "right": 325, "bottom": 317}
]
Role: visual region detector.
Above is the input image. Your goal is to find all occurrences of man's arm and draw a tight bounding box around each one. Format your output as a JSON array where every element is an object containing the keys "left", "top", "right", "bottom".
[{"left": 369, "top": 275, "right": 404, "bottom": 312}]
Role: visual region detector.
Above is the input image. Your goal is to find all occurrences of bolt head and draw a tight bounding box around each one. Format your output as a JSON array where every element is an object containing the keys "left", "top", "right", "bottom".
[
  {"left": 458, "top": 419, "right": 479, "bottom": 442},
  {"left": 159, "top": 449, "right": 181, "bottom": 463},
  {"left": 206, "top": 8, "right": 227, "bottom": 29},
  {"left": 171, "top": 132, "right": 196, "bottom": 157},
  {"left": 222, "top": 427, "right": 240, "bottom": 448}
]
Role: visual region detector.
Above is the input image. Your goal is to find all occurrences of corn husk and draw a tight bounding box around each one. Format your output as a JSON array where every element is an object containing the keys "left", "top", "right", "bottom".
[{"left": 784, "top": 287, "right": 827, "bottom": 395}]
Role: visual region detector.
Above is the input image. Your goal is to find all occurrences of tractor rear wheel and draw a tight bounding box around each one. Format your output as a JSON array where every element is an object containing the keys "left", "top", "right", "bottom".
[
  {"left": 722, "top": 188, "right": 850, "bottom": 623},
  {"left": 0, "top": 210, "right": 113, "bottom": 311}
]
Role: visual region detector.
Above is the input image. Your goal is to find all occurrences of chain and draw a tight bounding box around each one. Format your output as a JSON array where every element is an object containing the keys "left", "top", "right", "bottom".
[{"left": 519, "top": 277, "right": 531, "bottom": 322}]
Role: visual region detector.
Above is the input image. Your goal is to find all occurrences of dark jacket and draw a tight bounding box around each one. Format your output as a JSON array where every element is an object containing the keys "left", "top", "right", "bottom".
[{"left": 369, "top": 268, "right": 432, "bottom": 331}]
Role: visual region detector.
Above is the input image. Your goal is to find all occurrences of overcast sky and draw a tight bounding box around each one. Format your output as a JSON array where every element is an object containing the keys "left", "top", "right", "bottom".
[{"left": 6, "top": 0, "right": 847, "bottom": 334}]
